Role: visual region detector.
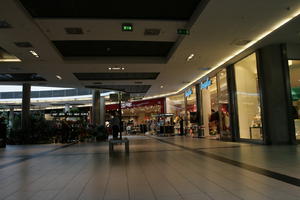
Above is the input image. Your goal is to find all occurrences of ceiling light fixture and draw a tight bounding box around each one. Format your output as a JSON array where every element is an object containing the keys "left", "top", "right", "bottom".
[
  {"left": 160, "top": 85, "right": 164, "bottom": 88},
  {"left": 187, "top": 54, "right": 194, "bottom": 61},
  {"left": 288, "top": 60, "right": 293, "bottom": 66},
  {"left": 29, "top": 50, "right": 39, "bottom": 58},
  {"left": 0, "top": 58, "right": 21, "bottom": 62},
  {"left": 143, "top": 8, "right": 300, "bottom": 100},
  {"left": 108, "top": 67, "right": 125, "bottom": 71},
  {"left": 56, "top": 75, "right": 62, "bottom": 80}
]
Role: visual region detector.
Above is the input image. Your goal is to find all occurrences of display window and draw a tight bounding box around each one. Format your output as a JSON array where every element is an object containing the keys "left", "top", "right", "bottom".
[
  {"left": 200, "top": 69, "right": 231, "bottom": 140},
  {"left": 288, "top": 60, "right": 300, "bottom": 141},
  {"left": 166, "top": 93, "right": 185, "bottom": 134},
  {"left": 185, "top": 87, "right": 198, "bottom": 136},
  {"left": 234, "top": 53, "right": 263, "bottom": 140}
]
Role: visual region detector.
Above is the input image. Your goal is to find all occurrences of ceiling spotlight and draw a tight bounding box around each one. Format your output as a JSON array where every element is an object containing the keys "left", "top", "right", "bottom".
[
  {"left": 288, "top": 60, "right": 293, "bottom": 66},
  {"left": 56, "top": 75, "right": 62, "bottom": 80},
  {"left": 121, "top": 67, "right": 125, "bottom": 70},
  {"left": 29, "top": 50, "right": 39, "bottom": 58},
  {"left": 187, "top": 54, "right": 194, "bottom": 61},
  {"left": 160, "top": 85, "right": 164, "bottom": 88}
]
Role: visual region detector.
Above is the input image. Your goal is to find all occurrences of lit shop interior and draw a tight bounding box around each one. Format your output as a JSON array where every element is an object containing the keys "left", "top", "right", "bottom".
[
  {"left": 288, "top": 59, "right": 300, "bottom": 141},
  {"left": 234, "top": 53, "right": 262, "bottom": 141},
  {"left": 106, "top": 98, "right": 165, "bottom": 134},
  {"left": 166, "top": 94, "right": 186, "bottom": 134},
  {"left": 200, "top": 69, "right": 231, "bottom": 140}
]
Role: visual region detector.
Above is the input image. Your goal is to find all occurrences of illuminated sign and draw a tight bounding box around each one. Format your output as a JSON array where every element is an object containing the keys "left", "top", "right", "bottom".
[
  {"left": 184, "top": 89, "right": 193, "bottom": 97},
  {"left": 200, "top": 78, "right": 212, "bottom": 90},
  {"left": 177, "top": 29, "right": 189, "bottom": 35},
  {"left": 122, "top": 23, "right": 133, "bottom": 31}
]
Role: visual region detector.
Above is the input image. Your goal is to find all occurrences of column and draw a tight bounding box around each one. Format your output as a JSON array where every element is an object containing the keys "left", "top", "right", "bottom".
[
  {"left": 258, "top": 44, "right": 295, "bottom": 144},
  {"left": 92, "top": 90, "right": 100, "bottom": 126},
  {"left": 21, "top": 83, "right": 31, "bottom": 131},
  {"left": 99, "top": 95, "right": 105, "bottom": 126}
]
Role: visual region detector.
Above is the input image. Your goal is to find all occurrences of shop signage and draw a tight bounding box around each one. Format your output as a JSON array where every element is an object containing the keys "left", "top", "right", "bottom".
[
  {"left": 200, "top": 78, "right": 212, "bottom": 90},
  {"left": 184, "top": 89, "right": 193, "bottom": 97},
  {"left": 121, "top": 102, "right": 132, "bottom": 109},
  {"left": 51, "top": 112, "right": 88, "bottom": 117}
]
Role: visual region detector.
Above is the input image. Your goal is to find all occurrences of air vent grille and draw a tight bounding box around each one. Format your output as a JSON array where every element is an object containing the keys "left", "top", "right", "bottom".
[
  {"left": 232, "top": 39, "right": 252, "bottom": 46},
  {"left": 144, "top": 28, "right": 161, "bottom": 36},
  {"left": 0, "top": 20, "right": 11, "bottom": 28},
  {"left": 14, "top": 42, "right": 33, "bottom": 48},
  {"left": 65, "top": 27, "right": 83, "bottom": 34}
]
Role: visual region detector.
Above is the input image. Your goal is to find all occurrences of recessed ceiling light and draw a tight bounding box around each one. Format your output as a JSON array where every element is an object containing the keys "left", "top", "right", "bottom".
[
  {"left": 112, "top": 67, "right": 121, "bottom": 70},
  {"left": 187, "top": 54, "right": 194, "bottom": 61},
  {"left": 121, "top": 67, "right": 125, "bottom": 70},
  {"left": 160, "top": 85, "right": 164, "bottom": 88},
  {"left": 29, "top": 50, "right": 39, "bottom": 58},
  {"left": 288, "top": 60, "right": 293, "bottom": 66},
  {"left": 56, "top": 75, "right": 62, "bottom": 80}
]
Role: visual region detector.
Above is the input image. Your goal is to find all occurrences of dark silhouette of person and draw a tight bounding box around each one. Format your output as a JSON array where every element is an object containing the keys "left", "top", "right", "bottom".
[
  {"left": 179, "top": 116, "right": 184, "bottom": 136},
  {"left": 0, "top": 117, "right": 7, "bottom": 148},
  {"left": 111, "top": 113, "right": 120, "bottom": 140}
]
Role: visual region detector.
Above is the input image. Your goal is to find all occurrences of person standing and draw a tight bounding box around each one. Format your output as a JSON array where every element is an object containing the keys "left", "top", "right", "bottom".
[
  {"left": 179, "top": 116, "right": 184, "bottom": 136},
  {"left": 111, "top": 113, "right": 120, "bottom": 140},
  {"left": 0, "top": 117, "right": 7, "bottom": 148}
]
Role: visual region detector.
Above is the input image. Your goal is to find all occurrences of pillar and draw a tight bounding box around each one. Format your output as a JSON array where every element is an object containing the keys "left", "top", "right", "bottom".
[
  {"left": 92, "top": 90, "right": 100, "bottom": 126},
  {"left": 99, "top": 95, "right": 105, "bottom": 126},
  {"left": 21, "top": 83, "right": 31, "bottom": 131},
  {"left": 257, "top": 44, "right": 295, "bottom": 144}
]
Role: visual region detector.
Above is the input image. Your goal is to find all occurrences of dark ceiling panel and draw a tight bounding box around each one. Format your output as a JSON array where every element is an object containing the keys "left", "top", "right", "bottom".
[
  {"left": 0, "top": 73, "right": 46, "bottom": 82},
  {"left": 86, "top": 85, "right": 151, "bottom": 93},
  {"left": 53, "top": 40, "right": 174, "bottom": 57},
  {"left": 74, "top": 72, "right": 159, "bottom": 80},
  {"left": 19, "top": 0, "right": 203, "bottom": 20}
]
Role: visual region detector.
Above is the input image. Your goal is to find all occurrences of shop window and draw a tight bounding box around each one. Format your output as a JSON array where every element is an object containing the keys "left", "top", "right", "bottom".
[
  {"left": 234, "top": 53, "right": 262, "bottom": 140},
  {"left": 200, "top": 70, "right": 231, "bottom": 140},
  {"left": 288, "top": 60, "right": 300, "bottom": 141},
  {"left": 166, "top": 93, "right": 185, "bottom": 134}
]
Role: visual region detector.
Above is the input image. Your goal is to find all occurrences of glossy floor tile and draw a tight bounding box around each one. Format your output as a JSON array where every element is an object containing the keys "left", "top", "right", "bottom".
[{"left": 0, "top": 136, "right": 299, "bottom": 200}]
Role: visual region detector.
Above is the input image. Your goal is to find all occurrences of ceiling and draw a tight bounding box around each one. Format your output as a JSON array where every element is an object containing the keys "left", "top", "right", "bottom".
[{"left": 1, "top": 0, "right": 300, "bottom": 98}]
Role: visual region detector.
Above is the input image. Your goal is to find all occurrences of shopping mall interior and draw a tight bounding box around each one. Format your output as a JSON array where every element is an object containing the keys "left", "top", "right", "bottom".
[{"left": 1, "top": 0, "right": 300, "bottom": 199}]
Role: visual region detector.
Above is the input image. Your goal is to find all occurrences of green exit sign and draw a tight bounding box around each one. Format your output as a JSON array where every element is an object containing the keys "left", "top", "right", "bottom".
[
  {"left": 122, "top": 23, "right": 133, "bottom": 31},
  {"left": 177, "top": 29, "right": 189, "bottom": 35}
]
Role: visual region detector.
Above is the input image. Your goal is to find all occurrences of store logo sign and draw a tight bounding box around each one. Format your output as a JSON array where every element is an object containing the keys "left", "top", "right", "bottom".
[
  {"left": 200, "top": 78, "right": 212, "bottom": 90},
  {"left": 121, "top": 102, "right": 132, "bottom": 108},
  {"left": 184, "top": 89, "right": 193, "bottom": 97}
]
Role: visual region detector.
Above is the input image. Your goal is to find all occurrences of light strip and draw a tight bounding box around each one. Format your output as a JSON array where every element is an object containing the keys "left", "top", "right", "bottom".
[
  {"left": 0, "top": 58, "right": 21, "bottom": 62},
  {"left": 144, "top": 8, "right": 300, "bottom": 100}
]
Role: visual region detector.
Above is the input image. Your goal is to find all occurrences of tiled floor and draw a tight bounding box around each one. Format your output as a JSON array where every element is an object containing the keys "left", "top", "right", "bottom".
[{"left": 0, "top": 136, "right": 299, "bottom": 200}]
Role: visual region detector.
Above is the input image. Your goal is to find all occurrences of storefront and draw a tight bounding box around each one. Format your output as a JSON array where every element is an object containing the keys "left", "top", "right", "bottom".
[
  {"left": 198, "top": 69, "right": 231, "bottom": 140},
  {"left": 185, "top": 87, "right": 198, "bottom": 136},
  {"left": 106, "top": 98, "right": 165, "bottom": 134},
  {"left": 166, "top": 93, "right": 186, "bottom": 134},
  {"left": 233, "top": 53, "right": 263, "bottom": 141},
  {"left": 288, "top": 60, "right": 300, "bottom": 141}
]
